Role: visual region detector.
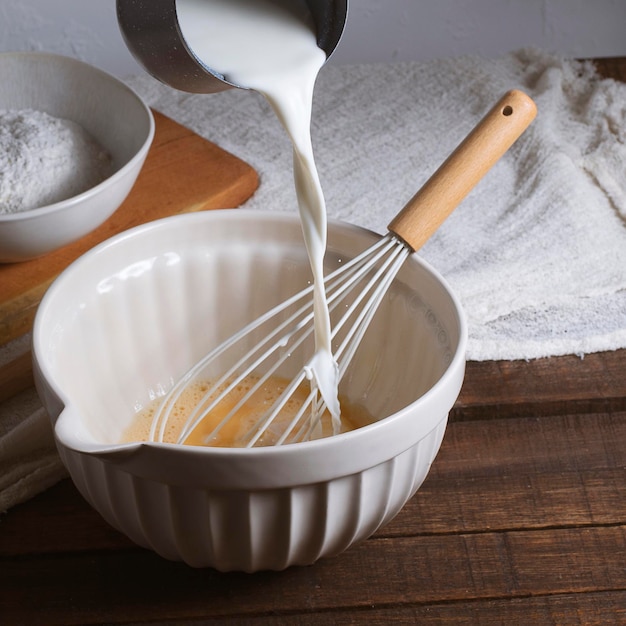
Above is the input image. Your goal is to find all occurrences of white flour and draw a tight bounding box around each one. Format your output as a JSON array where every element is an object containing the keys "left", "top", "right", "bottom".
[{"left": 0, "top": 108, "right": 112, "bottom": 214}]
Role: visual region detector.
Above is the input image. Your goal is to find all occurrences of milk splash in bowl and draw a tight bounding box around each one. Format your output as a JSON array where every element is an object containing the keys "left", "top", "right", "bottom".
[{"left": 176, "top": 0, "right": 341, "bottom": 426}]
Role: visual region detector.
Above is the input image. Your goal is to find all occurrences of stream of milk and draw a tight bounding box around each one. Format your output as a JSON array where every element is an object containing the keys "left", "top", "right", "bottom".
[{"left": 176, "top": 0, "right": 341, "bottom": 423}]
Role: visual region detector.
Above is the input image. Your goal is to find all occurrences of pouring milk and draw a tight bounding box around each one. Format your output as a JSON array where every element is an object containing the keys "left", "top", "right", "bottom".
[{"left": 176, "top": 0, "right": 341, "bottom": 424}]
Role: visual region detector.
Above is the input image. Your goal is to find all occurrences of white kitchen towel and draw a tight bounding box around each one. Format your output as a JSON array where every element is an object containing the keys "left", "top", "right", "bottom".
[
  {"left": 127, "top": 48, "right": 626, "bottom": 361},
  {"left": 2, "top": 48, "right": 626, "bottom": 512},
  {"left": 0, "top": 335, "right": 67, "bottom": 512}
]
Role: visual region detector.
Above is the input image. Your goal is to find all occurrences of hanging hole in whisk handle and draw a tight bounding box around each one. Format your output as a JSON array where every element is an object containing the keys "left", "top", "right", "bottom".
[{"left": 387, "top": 89, "right": 537, "bottom": 252}]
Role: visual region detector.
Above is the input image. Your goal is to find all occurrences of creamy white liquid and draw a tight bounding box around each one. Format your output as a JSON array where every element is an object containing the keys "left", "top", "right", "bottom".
[{"left": 176, "top": 0, "right": 341, "bottom": 424}]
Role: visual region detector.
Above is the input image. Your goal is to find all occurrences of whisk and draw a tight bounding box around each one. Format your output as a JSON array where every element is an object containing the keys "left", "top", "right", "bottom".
[{"left": 150, "top": 89, "right": 537, "bottom": 447}]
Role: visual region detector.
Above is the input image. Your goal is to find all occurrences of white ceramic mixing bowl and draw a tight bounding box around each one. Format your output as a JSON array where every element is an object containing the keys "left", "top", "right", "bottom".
[
  {"left": 0, "top": 52, "right": 154, "bottom": 262},
  {"left": 33, "top": 210, "right": 466, "bottom": 572}
]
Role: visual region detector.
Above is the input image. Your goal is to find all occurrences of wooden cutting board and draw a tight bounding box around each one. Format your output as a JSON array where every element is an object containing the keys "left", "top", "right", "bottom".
[{"left": 0, "top": 109, "right": 259, "bottom": 347}]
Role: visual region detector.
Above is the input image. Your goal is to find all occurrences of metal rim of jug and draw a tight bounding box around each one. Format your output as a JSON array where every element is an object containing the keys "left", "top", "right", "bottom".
[{"left": 116, "top": 0, "right": 348, "bottom": 94}]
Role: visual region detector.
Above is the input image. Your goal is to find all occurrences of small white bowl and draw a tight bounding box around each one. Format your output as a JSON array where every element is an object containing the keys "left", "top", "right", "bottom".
[
  {"left": 33, "top": 210, "right": 467, "bottom": 572},
  {"left": 0, "top": 52, "right": 154, "bottom": 263}
]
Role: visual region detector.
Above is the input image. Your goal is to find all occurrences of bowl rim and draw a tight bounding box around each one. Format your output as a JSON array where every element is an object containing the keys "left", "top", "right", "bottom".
[
  {"left": 0, "top": 51, "right": 155, "bottom": 222},
  {"left": 34, "top": 210, "right": 467, "bottom": 485}
]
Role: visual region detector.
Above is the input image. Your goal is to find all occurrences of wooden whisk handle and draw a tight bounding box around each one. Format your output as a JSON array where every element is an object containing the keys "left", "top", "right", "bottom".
[{"left": 387, "top": 89, "right": 537, "bottom": 251}]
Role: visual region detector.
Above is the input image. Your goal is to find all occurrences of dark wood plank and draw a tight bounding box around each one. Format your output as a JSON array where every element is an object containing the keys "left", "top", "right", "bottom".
[
  {"left": 0, "top": 351, "right": 33, "bottom": 403},
  {"left": 0, "top": 479, "right": 133, "bottom": 556},
  {"left": 389, "top": 411, "right": 626, "bottom": 535},
  {"left": 392, "top": 468, "right": 626, "bottom": 537},
  {"left": 454, "top": 349, "right": 626, "bottom": 420},
  {"left": 109, "top": 591, "right": 626, "bottom": 625},
  {"left": 594, "top": 57, "right": 626, "bottom": 82},
  {"left": 2, "top": 526, "right": 626, "bottom": 624}
]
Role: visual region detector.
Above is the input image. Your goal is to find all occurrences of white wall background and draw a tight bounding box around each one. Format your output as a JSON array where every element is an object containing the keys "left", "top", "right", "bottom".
[{"left": 1, "top": 0, "right": 625, "bottom": 78}]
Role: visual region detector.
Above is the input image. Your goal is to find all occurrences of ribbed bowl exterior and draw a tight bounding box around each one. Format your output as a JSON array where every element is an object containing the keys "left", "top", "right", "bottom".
[
  {"left": 34, "top": 211, "right": 466, "bottom": 572},
  {"left": 60, "top": 418, "right": 446, "bottom": 571}
]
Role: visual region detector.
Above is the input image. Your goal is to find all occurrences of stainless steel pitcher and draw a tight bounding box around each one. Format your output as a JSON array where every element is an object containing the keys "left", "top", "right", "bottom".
[{"left": 116, "top": 0, "right": 348, "bottom": 93}]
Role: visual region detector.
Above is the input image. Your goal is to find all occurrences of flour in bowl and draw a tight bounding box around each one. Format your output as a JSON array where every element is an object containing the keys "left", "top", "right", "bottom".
[{"left": 0, "top": 108, "right": 112, "bottom": 214}]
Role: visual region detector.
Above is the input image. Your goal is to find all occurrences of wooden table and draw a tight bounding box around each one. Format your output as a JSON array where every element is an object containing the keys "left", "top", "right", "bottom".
[{"left": 1, "top": 58, "right": 625, "bottom": 625}]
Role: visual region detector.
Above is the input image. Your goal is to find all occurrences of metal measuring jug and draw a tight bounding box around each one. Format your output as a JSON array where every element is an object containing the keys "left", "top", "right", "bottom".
[{"left": 116, "top": 0, "right": 348, "bottom": 94}]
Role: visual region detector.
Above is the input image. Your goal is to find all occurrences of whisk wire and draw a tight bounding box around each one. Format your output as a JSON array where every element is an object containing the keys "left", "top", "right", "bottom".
[
  {"left": 288, "top": 386, "right": 326, "bottom": 443},
  {"left": 245, "top": 370, "right": 311, "bottom": 447},
  {"left": 333, "top": 238, "right": 411, "bottom": 379},
  {"left": 151, "top": 270, "right": 321, "bottom": 442},
  {"left": 146, "top": 89, "right": 537, "bottom": 447},
  {"left": 151, "top": 233, "right": 412, "bottom": 446},
  {"left": 178, "top": 299, "right": 318, "bottom": 444}
]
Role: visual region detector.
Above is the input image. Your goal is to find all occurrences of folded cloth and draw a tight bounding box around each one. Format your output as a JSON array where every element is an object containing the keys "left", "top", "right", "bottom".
[
  {"left": 2, "top": 48, "right": 626, "bottom": 512},
  {"left": 0, "top": 405, "right": 67, "bottom": 512},
  {"left": 0, "top": 336, "right": 67, "bottom": 513},
  {"left": 126, "top": 48, "right": 626, "bottom": 361}
]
